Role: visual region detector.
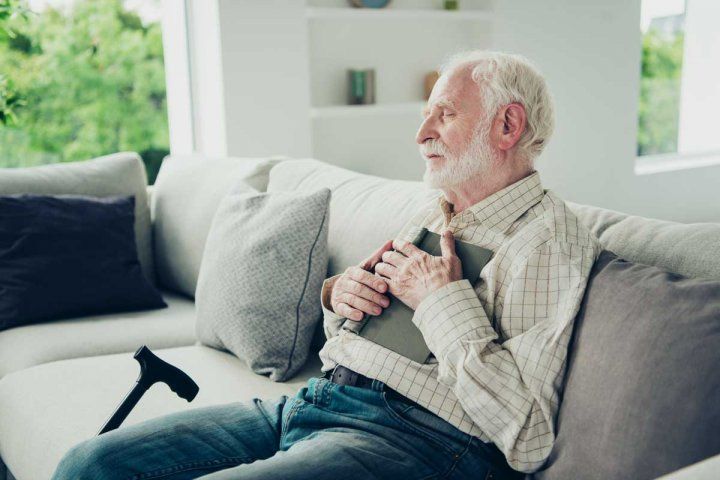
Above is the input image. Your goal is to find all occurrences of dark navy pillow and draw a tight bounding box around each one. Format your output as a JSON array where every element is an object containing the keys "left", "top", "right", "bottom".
[{"left": 0, "top": 194, "right": 166, "bottom": 331}]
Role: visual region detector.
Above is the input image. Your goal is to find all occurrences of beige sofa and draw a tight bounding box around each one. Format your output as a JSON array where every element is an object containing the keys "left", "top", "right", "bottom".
[{"left": 0, "top": 154, "right": 718, "bottom": 480}]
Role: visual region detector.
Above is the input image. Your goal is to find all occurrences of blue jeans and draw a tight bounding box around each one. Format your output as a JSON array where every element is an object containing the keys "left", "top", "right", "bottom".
[{"left": 52, "top": 376, "right": 521, "bottom": 480}]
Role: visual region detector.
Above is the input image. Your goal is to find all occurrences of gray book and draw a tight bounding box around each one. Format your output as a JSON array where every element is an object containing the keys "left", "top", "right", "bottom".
[{"left": 341, "top": 227, "right": 493, "bottom": 363}]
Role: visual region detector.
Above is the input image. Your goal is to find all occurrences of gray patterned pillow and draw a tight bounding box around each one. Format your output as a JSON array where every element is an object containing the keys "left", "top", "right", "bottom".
[
  {"left": 195, "top": 188, "right": 330, "bottom": 381},
  {"left": 536, "top": 251, "right": 720, "bottom": 479}
]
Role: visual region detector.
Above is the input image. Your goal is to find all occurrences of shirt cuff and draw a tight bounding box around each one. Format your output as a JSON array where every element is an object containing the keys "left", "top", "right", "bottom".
[
  {"left": 320, "top": 274, "right": 345, "bottom": 322},
  {"left": 411, "top": 278, "right": 496, "bottom": 359}
]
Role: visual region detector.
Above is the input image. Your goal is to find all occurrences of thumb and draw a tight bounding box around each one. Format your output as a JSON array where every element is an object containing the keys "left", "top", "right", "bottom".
[{"left": 440, "top": 229, "right": 456, "bottom": 259}]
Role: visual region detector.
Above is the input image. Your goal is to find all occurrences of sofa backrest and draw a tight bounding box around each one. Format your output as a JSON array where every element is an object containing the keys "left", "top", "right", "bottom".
[
  {"left": 151, "top": 154, "right": 288, "bottom": 298},
  {"left": 567, "top": 202, "right": 720, "bottom": 281},
  {"left": 150, "top": 155, "right": 720, "bottom": 298},
  {"left": 268, "top": 158, "right": 720, "bottom": 281},
  {"left": 267, "top": 159, "right": 438, "bottom": 278}
]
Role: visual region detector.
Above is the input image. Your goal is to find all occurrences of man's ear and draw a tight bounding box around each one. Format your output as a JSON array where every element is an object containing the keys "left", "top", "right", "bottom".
[{"left": 497, "top": 103, "right": 527, "bottom": 152}]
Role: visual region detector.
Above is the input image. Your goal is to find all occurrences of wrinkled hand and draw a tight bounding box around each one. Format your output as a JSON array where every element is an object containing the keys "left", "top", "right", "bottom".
[
  {"left": 374, "top": 230, "right": 462, "bottom": 311},
  {"left": 329, "top": 240, "right": 394, "bottom": 321}
]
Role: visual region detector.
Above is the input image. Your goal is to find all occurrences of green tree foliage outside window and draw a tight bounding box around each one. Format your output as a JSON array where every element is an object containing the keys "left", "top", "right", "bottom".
[
  {"left": 637, "top": 27, "right": 685, "bottom": 156},
  {"left": 0, "top": 0, "right": 169, "bottom": 183}
]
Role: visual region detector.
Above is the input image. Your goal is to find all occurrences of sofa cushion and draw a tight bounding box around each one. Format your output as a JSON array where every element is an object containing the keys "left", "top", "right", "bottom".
[
  {"left": 0, "top": 194, "right": 166, "bottom": 331},
  {"left": 568, "top": 202, "right": 720, "bottom": 281},
  {"left": 536, "top": 251, "right": 720, "bottom": 480},
  {"left": 0, "top": 290, "right": 195, "bottom": 378},
  {"left": 151, "top": 154, "right": 287, "bottom": 298},
  {"left": 196, "top": 188, "right": 330, "bottom": 382},
  {"left": 267, "top": 159, "right": 438, "bottom": 278},
  {"left": 0, "top": 346, "right": 323, "bottom": 480},
  {"left": 0, "top": 152, "right": 155, "bottom": 284}
]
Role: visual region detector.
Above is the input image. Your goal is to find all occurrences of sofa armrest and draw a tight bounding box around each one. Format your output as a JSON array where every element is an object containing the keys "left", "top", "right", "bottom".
[{"left": 655, "top": 454, "right": 720, "bottom": 479}]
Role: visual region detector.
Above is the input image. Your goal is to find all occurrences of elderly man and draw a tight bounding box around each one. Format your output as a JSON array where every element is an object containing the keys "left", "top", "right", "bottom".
[{"left": 53, "top": 50, "right": 600, "bottom": 480}]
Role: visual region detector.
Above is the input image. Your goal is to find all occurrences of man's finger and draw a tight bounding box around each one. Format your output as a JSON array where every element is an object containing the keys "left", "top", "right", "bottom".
[
  {"left": 337, "top": 291, "right": 385, "bottom": 317},
  {"left": 440, "top": 229, "right": 456, "bottom": 259},
  {"left": 335, "top": 302, "right": 364, "bottom": 321},
  {"left": 392, "top": 238, "right": 422, "bottom": 257},
  {"left": 360, "top": 239, "right": 394, "bottom": 271},
  {"left": 347, "top": 265, "right": 388, "bottom": 293},
  {"left": 374, "top": 261, "right": 397, "bottom": 278},
  {"left": 380, "top": 250, "right": 407, "bottom": 267},
  {"left": 338, "top": 278, "right": 389, "bottom": 308}
]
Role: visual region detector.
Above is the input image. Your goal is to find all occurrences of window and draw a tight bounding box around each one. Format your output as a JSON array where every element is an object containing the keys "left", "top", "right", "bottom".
[
  {"left": 637, "top": 0, "right": 720, "bottom": 173},
  {"left": 638, "top": 0, "right": 685, "bottom": 157},
  {"left": 0, "top": 0, "right": 169, "bottom": 183}
]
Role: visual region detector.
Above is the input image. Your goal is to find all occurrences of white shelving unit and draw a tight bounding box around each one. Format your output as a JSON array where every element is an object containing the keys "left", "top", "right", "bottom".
[
  {"left": 303, "top": 0, "right": 495, "bottom": 180},
  {"left": 306, "top": 7, "right": 493, "bottom": 21},
  {"left": 310, "top": 101, "right": 426, "bottom": 119}
]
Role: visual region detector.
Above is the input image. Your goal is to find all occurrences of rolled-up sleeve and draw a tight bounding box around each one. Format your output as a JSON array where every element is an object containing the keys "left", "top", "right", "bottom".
[
  {"left": 320, "top": 274, "right": 345, "bottom": 339},
  {"left": 412, "top": 241, "right": 598, "bottom": 472}
]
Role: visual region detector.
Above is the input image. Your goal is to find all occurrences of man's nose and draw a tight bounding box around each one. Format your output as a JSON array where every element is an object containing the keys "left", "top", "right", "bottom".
[{"left": 416, "top": 119, "right": 437, "bottom": 145}]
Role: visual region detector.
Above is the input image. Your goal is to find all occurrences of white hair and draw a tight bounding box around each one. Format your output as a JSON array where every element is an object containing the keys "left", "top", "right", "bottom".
[{"left": 438, "top": 50, "right": 555, "bottom": 166}]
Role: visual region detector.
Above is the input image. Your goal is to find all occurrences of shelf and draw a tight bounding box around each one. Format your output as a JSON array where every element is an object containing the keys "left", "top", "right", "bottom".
[
  {"left": 306, "top": 7, "right": 493, "bottom": 21},
  {"left": 310, "top": 101, "right": 426, "bottom": 119}
]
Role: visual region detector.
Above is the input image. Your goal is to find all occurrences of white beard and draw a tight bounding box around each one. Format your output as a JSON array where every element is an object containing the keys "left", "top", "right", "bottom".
[{"left": 421, "top": 122, "right": 495, "bottom": 189}]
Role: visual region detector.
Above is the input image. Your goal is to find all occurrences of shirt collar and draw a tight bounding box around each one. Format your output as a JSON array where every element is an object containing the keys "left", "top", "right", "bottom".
[{"left": 437, "top": 171, "right": 545, "bottom": 231}]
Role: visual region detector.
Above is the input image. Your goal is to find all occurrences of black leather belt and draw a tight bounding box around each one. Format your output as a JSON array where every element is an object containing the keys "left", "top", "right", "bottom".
[
  {"left": 324, "top": 364, "right": 374, "bottom": 388},
  {"left": 324, "top": 365, "right": 431, "bottom": 414}
]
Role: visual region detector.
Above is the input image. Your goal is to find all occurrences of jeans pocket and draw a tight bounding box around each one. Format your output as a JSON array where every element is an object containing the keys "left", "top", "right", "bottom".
[
  {"left": 396, "top": 402, "right": 416, "bottom": 415},
  {"left": 381, "top": 393, "right": 460, "bottom": 456}
]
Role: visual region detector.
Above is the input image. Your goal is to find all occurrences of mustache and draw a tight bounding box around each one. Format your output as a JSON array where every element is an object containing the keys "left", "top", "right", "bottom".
[{"left": 420, "top": 140, "right": 450, "bottom": 157}]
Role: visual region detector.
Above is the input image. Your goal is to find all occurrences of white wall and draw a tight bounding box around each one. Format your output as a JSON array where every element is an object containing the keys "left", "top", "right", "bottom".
[
  {"left": 217, "top": 0, "right": 312, "bottom": 159},
  {"left": 493, "top": 0, "right": 720, "bottom": 223}
]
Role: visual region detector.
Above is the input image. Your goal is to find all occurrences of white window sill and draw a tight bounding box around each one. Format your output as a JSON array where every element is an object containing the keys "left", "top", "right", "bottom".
[{"left": 635, "top": 150, "right": 720, "bottom": 175}]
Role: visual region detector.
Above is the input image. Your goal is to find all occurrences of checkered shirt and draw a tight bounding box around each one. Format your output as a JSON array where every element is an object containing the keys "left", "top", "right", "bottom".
[{"left": 317, "top": 171, "right": 601, "bottom": 473}]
